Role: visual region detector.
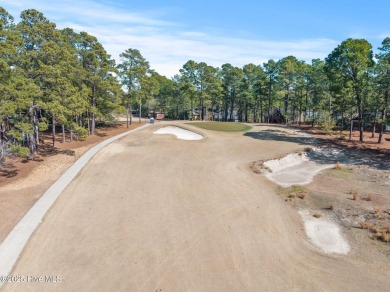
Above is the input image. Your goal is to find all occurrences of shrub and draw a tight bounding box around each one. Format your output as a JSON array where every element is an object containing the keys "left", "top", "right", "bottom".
[
  {"left": 74, "top": 126, "right": 88, "bottom": 141},
  {"left": 359, "top": 221, "right": 371, "bottom": 229},
  {"left": 334, "top": 161, "right": 342, "bottom": 170},
  {"left": 380, "top": 232, "right": 390, "bottom": 243},
  {"left": 364, "top": 194, "right": 373, "bottom": 202},
  {"left": 351, "top": 190, "right": 359, "bottom": 201},
  {"left": 319, "top": 112, "right": 336, "bottom": 134},
  {"left": 370, "top": 225, "right": 381, "bottom": 234},
  {"left": 10, "top": 145, "right": 30, "bottom": 157}
]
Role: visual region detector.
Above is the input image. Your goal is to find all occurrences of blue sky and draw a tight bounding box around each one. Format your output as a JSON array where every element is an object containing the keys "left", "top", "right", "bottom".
[{"left": 2, "top": 0, "right": 389, "bottom": 77}]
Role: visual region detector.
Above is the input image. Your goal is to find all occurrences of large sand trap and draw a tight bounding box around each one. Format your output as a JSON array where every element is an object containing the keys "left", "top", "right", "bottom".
[
  {"left": 154, "top": 126, "right": 203, "bottom": 140},
  {"left": 263, "top": 149, "right": 334, "bottom": 187},
  {"left": 299, "top": 211, "right": 350, "bottom": 254}
]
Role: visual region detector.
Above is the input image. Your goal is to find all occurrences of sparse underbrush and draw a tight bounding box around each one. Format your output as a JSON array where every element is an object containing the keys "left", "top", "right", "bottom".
[
  {"left": 363, "top": 193, "right": 373, "bottom": 202},
  {"left": 250, "top": 160, "right": 272, "bottom": 174},
  {"left": 359, "top": 207, "right": 390, "bottom": 244},
  {"left": 326, "top": 166, "right": 354, "bottom": 179},
  {"left": 334, "top": 161, "right": 342, "bottom": 170},
  {"left": 325, "top": 203, "right": 335, "bottom": 210},
  {"left": 283, "top": 185, "right": 308, "bottom": 202},
  {"left": 360, "top": 221, "right": 390, "bottom": 243},
  {"left": 351, "top": 190, "right": 359, "bottom": 201}
]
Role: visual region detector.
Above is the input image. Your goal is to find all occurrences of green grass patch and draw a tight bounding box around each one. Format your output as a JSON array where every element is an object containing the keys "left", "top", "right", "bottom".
[
  {"left": 289, "top": 185, "right": 307, "bottom": 193},
  {"left": 186, "top": 122, "right": 251, "bottom": 132},
  {"left": 325, "top": 167, "right": 354, "bottom": 179}
]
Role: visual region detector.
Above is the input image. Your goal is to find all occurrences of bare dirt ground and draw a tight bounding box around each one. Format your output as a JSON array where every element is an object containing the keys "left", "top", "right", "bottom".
[
  {"left": 0, "top": 123, "right": 144, "bottom": 243},
  {"left": 3, "top": 122, "right": 390, "bottom": 291}
]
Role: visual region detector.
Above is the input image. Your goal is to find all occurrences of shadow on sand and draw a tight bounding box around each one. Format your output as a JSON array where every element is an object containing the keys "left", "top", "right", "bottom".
[
  {"left": 245, "top": 127, "right": 390, "bottom": 171},
  {"left": 245, "top": 128, "right": 318, "bottom": 146}
]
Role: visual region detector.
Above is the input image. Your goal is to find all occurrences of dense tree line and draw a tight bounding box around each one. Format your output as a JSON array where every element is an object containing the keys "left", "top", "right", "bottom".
[{"left": 1, "top": 8, "right": 389, "bottom": 161}]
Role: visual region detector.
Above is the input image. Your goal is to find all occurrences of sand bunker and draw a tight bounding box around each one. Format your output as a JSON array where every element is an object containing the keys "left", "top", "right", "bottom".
[
  {"left": 263, "top": 149, "right": 334, "bottom": 187},
  {"left": 154, "top": 126, "right": 203, "bottom": 140},
  {"left": 299, "top": 211, "right": 350, "bottom": 254}
]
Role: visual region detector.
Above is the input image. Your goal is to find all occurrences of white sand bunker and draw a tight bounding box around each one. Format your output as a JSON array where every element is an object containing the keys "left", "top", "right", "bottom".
[
  {"left": 154, "top": 126, "right": 203, "bottom": 140},
  {"left": 299, "top": 211, "right": 350, "bottom": 254},
  {"left": 263, "top": 149, "right": 334, "bottom": 187}
]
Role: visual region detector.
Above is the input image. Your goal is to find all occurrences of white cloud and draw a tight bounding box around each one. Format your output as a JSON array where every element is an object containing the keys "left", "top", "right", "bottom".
[{"left": 3, "top": 0, "right": 340, "bottom": 77}]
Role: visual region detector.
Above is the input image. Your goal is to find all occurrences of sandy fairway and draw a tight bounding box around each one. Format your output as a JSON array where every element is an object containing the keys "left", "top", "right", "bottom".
[{"left": 3, "top": 122, "right": 390, "bottom": 291}]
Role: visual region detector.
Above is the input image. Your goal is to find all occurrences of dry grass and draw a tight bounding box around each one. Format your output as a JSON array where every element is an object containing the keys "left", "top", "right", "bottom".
[
  {"left": 359, "top": 222, "right": 372, "bottom": 230},
  {"left": 380, "top": 232, "right": 390, "bottom": 243},
  {"left": 326, "top": 203, "right": 334, "bottom": 210},
  {"left": 285, "top": 185, "right": 308, "bottom": 200},
  {"left": 338, "top": 134, "right": 346, "bottom": 140},
  {"left": 282, "top": 185, "right": 309, "bottom": 203},
  {"left": 373, "top": 207, "right": 381, "bottom": 214},
  {"left": 351, "top": 190, "right": 359, "bottom": 201},
  {"left": 360, "top": 220, "right": 390, "bottom": 244},
  {"left": 371, "top": 226, "right": 390, "bottom": 243},
  {"left": 370, "top": 225, "right": 381, "bottom": 234},
  {"left": 378, "top": 225, "right": 390, "bottom": 243},
  {"left": 250, "top": 161, "right": 263, "bottom": 174},
  {"left": 363, "top": 193, "right": 373, "bottom": 202},
  {"left": 297, "top": 191, "right": 307, "bottom": 200},
  {"left": 334, "top": 161, "right": 342, "bottom": 170},
  {"left": 250, "top": 160, "right": 272, "bottom": 174}
]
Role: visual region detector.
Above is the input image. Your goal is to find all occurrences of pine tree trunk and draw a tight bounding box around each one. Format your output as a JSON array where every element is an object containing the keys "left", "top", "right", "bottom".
[
  {"left": 267, "top": 79, "right": 272, "bottom": 123},
  {"left": 378, "top": 90, "right": 388, "bottom": 143},
  {"left": 29, "top": 105, "right": 37, "bottom": 156},
  {"left": 358, "top": 107, "right": 363, "bottom": 142},
  {"left": 91, "top": 85, "right": 96, "bottom": 135},
  {"left": 299, "top": 89, "right": 304, "bottom": 124},
  {"left": 139, "top": 100, "right": 142, "bottom": 124},
  {"left": 52, "top": 116, "right": 56, "bottom": 147},
  {"left": 62, "top": 124, "right": 65, "bottom": 143},
  {"left": 284, "top": 90, "right": 289, "bottom": 116},
  {"left": 224, "top": 99, "right": 228, "bottom": 121},
  {"left": 349, "top": 119, "right": 353, "bottom": 140},
  {"left": 87, "top": 110, "right": 90, "bottom": 135},
  {"left": 304, "top": 90, "right": 308, "bottom": 123},
  {"left": 129, "top": 104, "right": 132, "bottom": 125},
  {"left": 378, "top": 109, "right": 386, "bottom": 144},
  {"left": 191, "top": 99, "right": 194, "bottom": 120},
  {"left": 176, "top": 97, "right": 179, "bottom": 120},
  {"left": 230, "top": 93, "right": 235, "bottom": 121},
  {"left": 126, "top": 103, "right": 129, "bottom": 128},
  {"left": 91, "top": 112, "right": 95, "bottom": 135}
]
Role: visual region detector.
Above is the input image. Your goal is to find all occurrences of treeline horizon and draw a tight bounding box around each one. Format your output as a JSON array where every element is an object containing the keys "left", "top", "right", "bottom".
[{"left": 0, "top": 7, "right": 389, "bottom": 160}]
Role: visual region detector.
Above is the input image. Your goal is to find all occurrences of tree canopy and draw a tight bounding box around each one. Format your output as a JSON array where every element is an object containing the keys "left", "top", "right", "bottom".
[{"left": 0, "top": 6, "right": 389, "bottom": 161}]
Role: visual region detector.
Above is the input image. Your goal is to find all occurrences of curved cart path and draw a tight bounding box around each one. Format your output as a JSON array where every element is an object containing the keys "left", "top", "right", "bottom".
[{"left": 4, "top": 123, "right": 390, "bottom": 291}]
